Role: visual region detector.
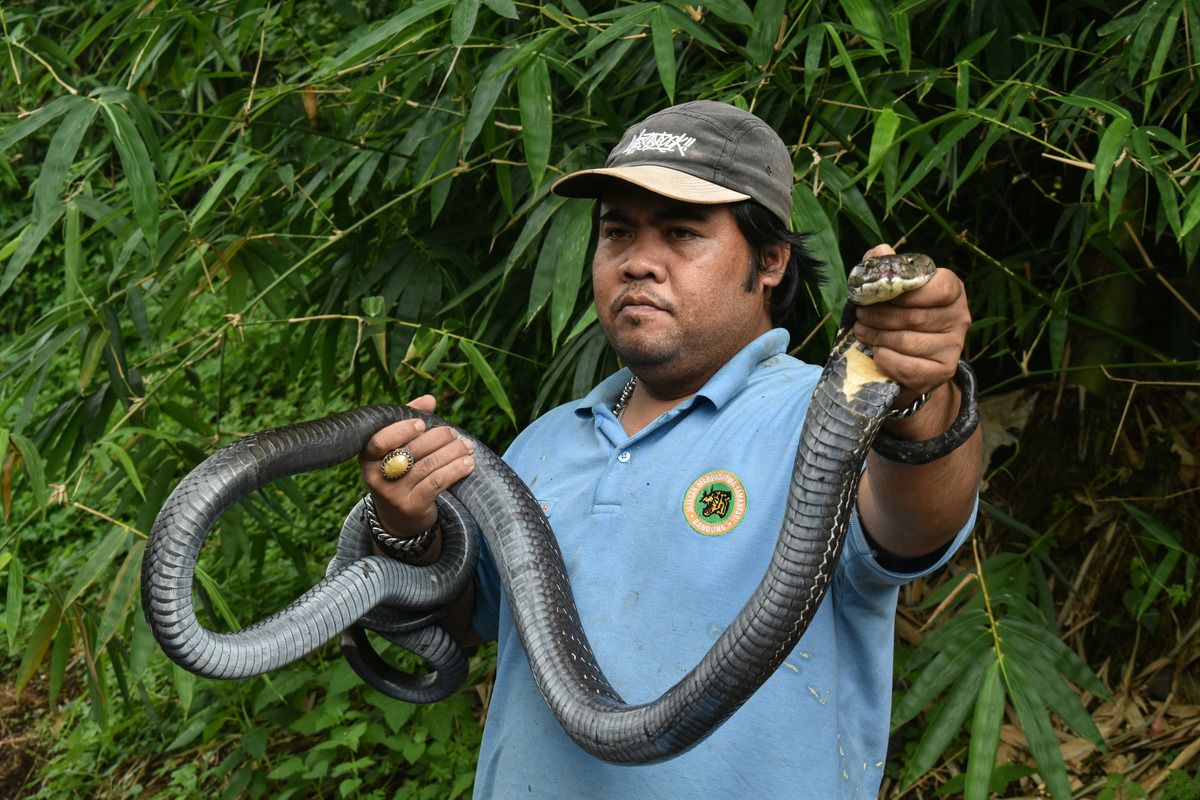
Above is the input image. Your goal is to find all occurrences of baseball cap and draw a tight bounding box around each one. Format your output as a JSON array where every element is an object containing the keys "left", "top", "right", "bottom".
[{"left": 551, "top": 100, "right": 794, "bottom": 226}]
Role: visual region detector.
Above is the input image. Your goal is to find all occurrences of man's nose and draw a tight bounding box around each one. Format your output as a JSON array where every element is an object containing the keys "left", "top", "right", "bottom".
[{"left": 620, "top": 235, "right": 668, "bottom": 282}]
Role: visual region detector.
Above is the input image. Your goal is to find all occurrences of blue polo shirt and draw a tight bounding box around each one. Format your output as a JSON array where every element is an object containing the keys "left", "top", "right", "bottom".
[{"left": 471, "top": 329, "right": 975, "bottom": 799}]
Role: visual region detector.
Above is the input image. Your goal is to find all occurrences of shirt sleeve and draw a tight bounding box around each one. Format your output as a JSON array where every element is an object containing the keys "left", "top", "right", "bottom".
[{"left": 839, "top": 495, "right": 979, "bottom": 592}]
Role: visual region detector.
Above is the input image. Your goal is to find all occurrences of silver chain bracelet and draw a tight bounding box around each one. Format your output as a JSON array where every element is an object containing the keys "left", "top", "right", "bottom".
[{"left": 361, "top": 493, "right": 436, "bottom": 560}]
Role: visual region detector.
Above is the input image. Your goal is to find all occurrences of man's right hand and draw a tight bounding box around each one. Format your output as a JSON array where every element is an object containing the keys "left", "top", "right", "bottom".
[{"left": 357, "top": 394, "right": 477, "bottom": 542}]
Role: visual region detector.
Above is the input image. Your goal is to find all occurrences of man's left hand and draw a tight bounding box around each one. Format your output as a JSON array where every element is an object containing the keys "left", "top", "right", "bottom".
[{"left": 851, "top": 244, "right": 971, "bottom": 400}]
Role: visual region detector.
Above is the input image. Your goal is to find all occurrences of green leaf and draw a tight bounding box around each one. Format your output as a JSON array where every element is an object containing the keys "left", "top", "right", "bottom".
[
  {"left": 96, "top": 541, "right": 145, "bottom": 652},
  {"left": 482, "top": 0, "right": 518, "bottom": 19},
  {"left": 191, "top": 154, "right": 255, "bottom": 228},
  {"left": 1093, "top": 117, "right": 1130, "bottom": 202},
  {"left": 517, "top": 54, "right": 553, "bottom": 188},
  {"left": 99, "top": 440, "right": 147, "bottom": 499},
  {"left": 64, "top": 526, "right": 133, "bottom": 608},
  {"left": 866, "top": 108, "right": 900, "bottom": 190},
  {"left": 48, "top": 616, "right": 72, "bottom": 706},
  {"left": 100, "top": 102, "right": 158, "bottom": 258},
  {"left": 699, "top": 0, "right": 755, "bottom": 26},
  {"left": 0, "top": 98, "right": 98, "bottom": 298},
  {"left": 548, "top": 201, "right": 593, "bottom": 346},
  {"left": 569, "top": 5, "right": 655, "bottom": 64},
  {"left": 838, "top": 0, "right": 889, "bottom": 55},
  {"left": 1006, "top": 659, "right": 1071, "bottom": 799},
  {"left": 650, "top": 7, "right": 677, "bottom": 103},
  {"left": 501, "top": 195, "right": 567, "bottom": 280},
  {"left": 321, "top": 0, "right": 456, "bottom": 74},
  {"left": 6, "top": 555, "right": 24, "bottom": 652},
  {"left": 825, "top": 24, "right": 868, "bottom": 104},
  {"left": 463, "top": 52, "right": 513, "bottom": 152},
  {"left": 747, "top": 0, "right": 786, "bottom": 66},
  {"left": 9, "top": 433, "right": 48, "bottom": 510},
  {"left": 893, "top": 627, "right": 991, "bottom": 725},
  {"left": 16, "top": 598, "right": 63, "bottom": 694},
  {"left": 172, "top": 663, "right": 196, "bottom": 717},
  {"left": 459, "top": 340, "right": 515, "bottom": 427},
  {"left": 892, "top": 116, "right": 981, "bottom": 207},
  {"left": 965, "top": 658, "right": 1004, "bottom": 800},
  {"left": 0, "top": 94, "right": 82, "bottom": 153},
  {"left": 790, "top": 186, "right": 844, "bottom": 341},
  {"left": 450, "top": 0, "right": 480, "bottom": 45},
  {"left": 906, "top": 656, "right": 987, "bottom": 782}
]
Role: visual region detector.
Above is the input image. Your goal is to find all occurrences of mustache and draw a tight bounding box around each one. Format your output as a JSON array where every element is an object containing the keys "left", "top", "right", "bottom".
[{"left": 610, "top": 286, "right": 676, "bottom": 316}]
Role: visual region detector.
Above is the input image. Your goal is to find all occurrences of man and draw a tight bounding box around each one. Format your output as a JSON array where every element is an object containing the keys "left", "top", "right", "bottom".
[{"left": 357, "top": 101, "right": 982, "bottom": 797}]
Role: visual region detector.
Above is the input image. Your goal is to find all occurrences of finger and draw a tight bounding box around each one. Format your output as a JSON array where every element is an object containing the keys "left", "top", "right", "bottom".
[
  {"left": 360, "top": 426, "right": 466, "bottom": 488},
  {"left": 404, "top": 451, "right": 477, "bottom": 511},
  {"left": 360, "top": 418, "right": 428, "bottom": 462},
  {"left": 871, "top": 347, "right": 957, "bottom": 395},
  {"left": 862, "top": 243, "right": 895, "bottom": 260},
  {"left": 872, "top": 268, "right": 963, "bottom": 309},
  {"left": 407, "top": 394, "right": 436, "bottom": 413}
]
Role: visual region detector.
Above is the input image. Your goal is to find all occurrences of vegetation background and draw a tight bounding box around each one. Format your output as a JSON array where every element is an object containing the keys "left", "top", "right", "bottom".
[{"left": 1, "top": 0, "right": 1197, "bottom": 797}]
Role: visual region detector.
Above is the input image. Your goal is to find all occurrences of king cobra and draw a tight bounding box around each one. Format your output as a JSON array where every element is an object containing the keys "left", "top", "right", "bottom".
[{"left": 141, "top": 253, "right": 976, "bottom": 764}]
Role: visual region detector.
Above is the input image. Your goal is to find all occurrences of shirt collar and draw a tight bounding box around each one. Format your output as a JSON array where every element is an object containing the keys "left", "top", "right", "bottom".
[{"left": 574, "top": 328, "right": 791, "bottom": 418}]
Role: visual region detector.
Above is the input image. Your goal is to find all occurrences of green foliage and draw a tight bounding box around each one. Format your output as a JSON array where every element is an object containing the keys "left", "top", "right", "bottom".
[{"left": 1, "top": 0, "right": 1197, "bottom": 797}]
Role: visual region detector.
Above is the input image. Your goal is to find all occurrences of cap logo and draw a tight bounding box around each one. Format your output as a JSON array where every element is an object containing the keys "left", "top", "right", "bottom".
[
  {"left": 622, "top": 129, "right": 696, "bottom": 158},
  {"left": 682, "top": 470, "right": 747, "bottom": 536}
]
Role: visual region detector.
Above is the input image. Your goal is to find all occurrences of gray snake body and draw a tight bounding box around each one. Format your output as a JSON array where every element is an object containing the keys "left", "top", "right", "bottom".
[{"left": 142, "top": 254, "right": 967, "bottom": 763}]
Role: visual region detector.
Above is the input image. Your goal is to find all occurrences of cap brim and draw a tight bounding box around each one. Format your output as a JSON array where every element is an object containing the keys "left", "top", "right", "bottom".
[{"left": 551, "top": 165, "right": 751, "bottom": 206}]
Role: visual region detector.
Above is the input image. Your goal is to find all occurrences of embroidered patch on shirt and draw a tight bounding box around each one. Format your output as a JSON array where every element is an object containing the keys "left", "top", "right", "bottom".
[{"left": 682, "top": 470, "right": 747, "bottom": 536}]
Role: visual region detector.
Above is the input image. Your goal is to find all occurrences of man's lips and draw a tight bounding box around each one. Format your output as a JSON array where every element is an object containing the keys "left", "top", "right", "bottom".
[{"left": 612, "top": 290, "right": 674, "bottom": 317}]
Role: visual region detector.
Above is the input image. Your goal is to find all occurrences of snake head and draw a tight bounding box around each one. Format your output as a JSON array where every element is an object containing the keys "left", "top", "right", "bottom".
[{"left": 846, "top": 253, "right": 936, "bottom": 305}]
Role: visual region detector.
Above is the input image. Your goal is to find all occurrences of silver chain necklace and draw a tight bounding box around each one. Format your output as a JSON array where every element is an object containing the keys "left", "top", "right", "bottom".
[{"left": 613, "top": 376, "right": 637, "bottom": 420}]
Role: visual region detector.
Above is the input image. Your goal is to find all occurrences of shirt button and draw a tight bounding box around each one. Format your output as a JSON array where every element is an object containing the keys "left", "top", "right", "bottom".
[{"left": 617, "top": 450, "right": 631, "bottom": 463}]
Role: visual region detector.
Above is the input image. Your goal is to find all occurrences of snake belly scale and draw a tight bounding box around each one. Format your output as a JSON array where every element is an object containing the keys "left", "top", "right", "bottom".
[{"left": 142, "top": 254, "right": 938, "bottom": 764}]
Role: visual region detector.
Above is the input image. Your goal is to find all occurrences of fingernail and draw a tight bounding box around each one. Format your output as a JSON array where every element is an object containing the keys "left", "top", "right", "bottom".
[
  {"left": 460, "top": 435, "right": 476, "bottom": 451},
  {"left": 463, "top": 456, "right": 475, "bottom": 467},
  {"left": 412, "top": 420, "right": 426, "bottom": 432}
]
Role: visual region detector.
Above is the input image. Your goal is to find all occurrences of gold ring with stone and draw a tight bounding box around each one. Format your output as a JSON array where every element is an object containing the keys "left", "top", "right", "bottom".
[{"left": 380, "top": 448, "right": 415, "bottom": 480}]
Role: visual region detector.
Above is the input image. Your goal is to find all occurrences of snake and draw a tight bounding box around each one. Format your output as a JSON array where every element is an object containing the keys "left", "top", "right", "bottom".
[{"left": 141, "top": 253, "right": 977, "bottom": 764}]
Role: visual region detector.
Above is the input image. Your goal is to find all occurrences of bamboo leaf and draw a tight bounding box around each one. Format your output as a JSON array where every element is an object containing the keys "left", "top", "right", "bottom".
[
  {"left": 15, "top": 598, "right": 62, "bottom": 694},
  {"left": 321, "top": 0, "right": 456, "bottom": 74},
  {"left": 48, "top": 617, "right": 72, "bottom": 706},
  {"left": 866, "top": 108, "right": 900, "bottom": 190},
  {"left": 450, "top": 0, "right": 480, "bottom": 45},
  {"left": 747, "top": 0, "right": 786, "bottom": 66},
  {"left": 650, "top": 7, "right": 677, "bottom": 103},
  {"left": 99, "top": 440, "right": 147, "bottom": 500},
  {"left": 463, "top": 52, "right": 513, "bottom": 152},
  {"left": 97, "top": 541, "right": 145, "bottom": 652},
  {"left": 549, "top": 201, "right": 593, "bottom": 346},
  {"left": 10, "top": 432, "right": 48, "bottom": 510},
  {"left": 6, "top": 555, "right": 23, "bottom": 652},
  {"left": 1006, "top": 659, "right": 1072, "bottom": 800},
  {"left": 699, "top": 0, "right": 755, "bottom": 26},
  {"left": 1093, "top": 117, "right": 1130, "bottom": 202},
  {"left": 64, "top": 526, "right": 133, "bottom": 608},
  {"left": 517, "top": 54, "right": 553, "bottom": 188},
  {"left": 172, "top": 663, "right": 196, "bottom": 717},
  {"left": 905, "top": 656, "right": 988, "bottom": 782},
  {"left": 0, "top": 94, "right": 82, "bottom": 153},
  {"left": 892, "top": 116, "right": 981, "bottom": 207},
  {"left": 893, "top": 629, "right": 991, "bottom": 725},
  {"left": 965, "top": 658, "right": 1004, "bottom": 800},
  {"left": 502, "top": 195, "right": 567, "bottom": 280},
  {"left": 100, "top": 102, "right": 158, "bottom": 258},
  {"left": 482, "top": 0, "right": 518, "bottom": 19},
  {"left": 569, "top": 5, "right": 654, "bottom": 64},
  {"left": 460, "top": 340, "right": 515, "bottom": 427},
  {"left": 825, "top": 24, "right": 868, "bottom": 104},
  {"left": 838, "top": 0, "right": 888, "bottom": 55}
]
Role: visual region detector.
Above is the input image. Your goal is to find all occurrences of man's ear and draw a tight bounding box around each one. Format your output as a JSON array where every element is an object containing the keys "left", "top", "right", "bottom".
[{"left": 759, "top": 243, "right": 789, "bottom": 289}]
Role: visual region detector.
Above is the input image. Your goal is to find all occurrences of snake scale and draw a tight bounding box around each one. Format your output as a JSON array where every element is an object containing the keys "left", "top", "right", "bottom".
[{"left": 142, "top": 253, "right": 965, "bottom": 764}]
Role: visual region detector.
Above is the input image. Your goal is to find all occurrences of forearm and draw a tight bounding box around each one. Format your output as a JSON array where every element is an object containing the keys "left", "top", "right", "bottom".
[{"left": 858, "top": 380, "right": 984, "bottom": 559}]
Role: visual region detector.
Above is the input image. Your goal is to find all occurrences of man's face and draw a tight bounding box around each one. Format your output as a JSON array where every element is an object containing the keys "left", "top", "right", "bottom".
[{"left": 592, "top": 182, "right": 782, "bottom": 393}]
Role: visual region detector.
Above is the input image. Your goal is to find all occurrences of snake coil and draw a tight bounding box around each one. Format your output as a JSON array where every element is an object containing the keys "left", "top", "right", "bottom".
[{"left": 141, "top": 254, "right": 976, "bottom": 764}]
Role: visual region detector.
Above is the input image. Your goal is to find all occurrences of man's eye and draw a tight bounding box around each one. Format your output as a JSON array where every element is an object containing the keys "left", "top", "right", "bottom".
[
  {"left": 669, "top": 228, "right": 697, "bottom": 239},
  {"left": 604, "top": 227, "right": 630, "bottom": 239}
]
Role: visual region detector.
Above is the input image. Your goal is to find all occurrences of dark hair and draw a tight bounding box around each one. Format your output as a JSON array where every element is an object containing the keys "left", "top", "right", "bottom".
[{"left": 729, "top": 200, "right": 824, "bottom": 324}]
